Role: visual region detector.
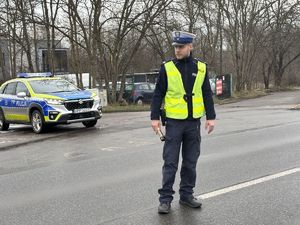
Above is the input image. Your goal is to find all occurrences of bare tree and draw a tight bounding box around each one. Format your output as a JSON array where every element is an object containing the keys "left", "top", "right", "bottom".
[
  {"left": 144, "top": 7, "right": 175, "bottom": 63},
  {"left": 1, "top": 0, "right": 24, "bottom": 76},
  {"left": 16, "top": 0, "right": 34, "bottom": 72},
  {"left": 67, "top": 0, "right": 83, "bottom": 88},
  {"left": 196, "top": 0, "right": 222, "bottom": 71},
  {"left": 28, "top": 0, "right": 40, "bottom": 72},
  {"left": 41, "top": 0, "right": 61, "bottom": 74},
  {"left": 265, "top": 0, "right": 300, "bottom": 87},
  {"left": 93, "top": 0, "right": 172, "bottom": 103},
  {"left": 219, "top": 0, "right": 270, "bottom": 91},
  {"left": 0, "top": 0, "right": 16, "bottom": 78}
]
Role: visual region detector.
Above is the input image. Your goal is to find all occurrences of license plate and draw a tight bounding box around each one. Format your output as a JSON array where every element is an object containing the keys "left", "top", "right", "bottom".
[{"left": 73, "top": 108, "right": 91, "bottom": 113}]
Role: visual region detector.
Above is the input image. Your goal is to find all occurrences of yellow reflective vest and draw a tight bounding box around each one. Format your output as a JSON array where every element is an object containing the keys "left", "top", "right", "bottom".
[{"left": 164, "top": 60, "right": 206, "bottom": 119}]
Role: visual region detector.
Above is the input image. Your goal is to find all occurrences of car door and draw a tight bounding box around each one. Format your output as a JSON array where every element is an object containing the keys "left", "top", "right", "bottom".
[
  {"left": 15, "top": 82, "right": 31, "bottom": 122},
  {"left": 139, "top": 83, "right": 153, "bottom": 102},
  {"left": 1, "top": 82, "right": 17, "bottom": 121},
  {"left": 122, "top": 84, "right": 133, "bottom": 102}
]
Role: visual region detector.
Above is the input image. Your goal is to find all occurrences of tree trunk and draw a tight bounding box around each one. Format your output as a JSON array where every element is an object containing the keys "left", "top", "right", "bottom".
[
  {"left": 42, "top": 0, "right": 52, "bottom": 73},
  {"left": 19, "top": 0, "right": 34, "bottom": 72},
  {"left": 29, "top": 0, "right": 39, "bottom": 72},
  {"left": 262, "top": 62, "right": 272, "bottom": 89}
]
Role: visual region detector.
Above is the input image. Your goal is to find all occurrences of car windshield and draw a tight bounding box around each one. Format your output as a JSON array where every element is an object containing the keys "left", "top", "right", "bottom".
[{"left": 29, "top": 79, "right": 79, "bottom": 94}]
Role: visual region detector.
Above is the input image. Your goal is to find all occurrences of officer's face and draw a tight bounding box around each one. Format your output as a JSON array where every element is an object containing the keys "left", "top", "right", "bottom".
[{"left": 174, "top": 44, "right": 193, "bottom": 60}]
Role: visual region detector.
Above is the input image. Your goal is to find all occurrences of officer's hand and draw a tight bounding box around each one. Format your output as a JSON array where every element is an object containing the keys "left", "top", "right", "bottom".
[
  {"left": 205, "top": 120, "right": 215, "bottom": 134},
  {"left": 151, "top": 120, "right": 161, "bottom": 133}
]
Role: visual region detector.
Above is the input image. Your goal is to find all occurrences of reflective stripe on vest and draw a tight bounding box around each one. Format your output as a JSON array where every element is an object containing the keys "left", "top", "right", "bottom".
[{"left": 164, "top": 60, "right": 206, "bottom": 119}]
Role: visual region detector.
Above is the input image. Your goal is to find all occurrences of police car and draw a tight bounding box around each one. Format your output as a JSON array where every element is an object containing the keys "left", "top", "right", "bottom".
[{"left": 0, "top": 73, "right": 102, "bottom": 133}]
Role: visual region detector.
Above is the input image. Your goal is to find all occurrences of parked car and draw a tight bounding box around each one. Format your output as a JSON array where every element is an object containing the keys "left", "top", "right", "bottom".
[
  {"left": 0, "top": 73, "right": 102, "bottom": 133},
  {"left": 123, "top": 82, "right": 155, "bottom": 104}
]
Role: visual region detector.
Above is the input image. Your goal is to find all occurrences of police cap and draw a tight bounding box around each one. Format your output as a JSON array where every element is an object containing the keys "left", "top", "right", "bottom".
[{"left": 172, "top": 31, "right": 196, "bottom": 46}]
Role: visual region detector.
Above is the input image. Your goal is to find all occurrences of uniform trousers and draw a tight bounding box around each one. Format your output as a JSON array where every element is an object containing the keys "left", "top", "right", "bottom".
[{"left": 158, "top": 118, "right": 201, "bottom": 203}]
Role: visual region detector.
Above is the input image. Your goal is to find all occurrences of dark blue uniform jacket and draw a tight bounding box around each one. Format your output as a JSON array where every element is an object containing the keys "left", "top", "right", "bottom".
[{"left": 150, "top": 55, "right": 216, "bottom": 120}]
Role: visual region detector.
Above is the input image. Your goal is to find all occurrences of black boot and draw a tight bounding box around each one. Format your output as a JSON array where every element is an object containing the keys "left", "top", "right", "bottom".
[
  {"left": 158, "top": 202, "right": 171, "bottom": 214},
  {"left": 179, "top": 196, "right": 202, "bottom": 208}
]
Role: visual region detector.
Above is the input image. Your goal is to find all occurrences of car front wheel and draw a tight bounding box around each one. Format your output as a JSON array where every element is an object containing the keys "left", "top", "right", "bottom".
[
  {"left": 0, "top": 109, "right": 9, "bottom": 131},
  {"left": 31, "top": 110, "right": 47, "bottom": 133},
  {"left": 136, "top": 98, "right": 144, "bottom": 105},
  {"left": 82, "top": 119, "right": 98, "bottom": 128}
]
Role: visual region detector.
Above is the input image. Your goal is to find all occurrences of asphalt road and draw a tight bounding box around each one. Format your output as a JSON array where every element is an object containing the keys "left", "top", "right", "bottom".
[{"left": 0, "top": 90, "right": 300, "bottom": 225}]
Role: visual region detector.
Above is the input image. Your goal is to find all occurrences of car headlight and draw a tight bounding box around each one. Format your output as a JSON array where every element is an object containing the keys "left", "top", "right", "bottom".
[{"left": 45, "top": 99, "right": 64, "bottom": 105}]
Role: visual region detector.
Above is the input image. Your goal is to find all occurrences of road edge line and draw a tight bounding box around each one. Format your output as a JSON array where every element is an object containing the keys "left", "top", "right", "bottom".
[{"left": 198, "top": 167, "right": 300, "bottom": 200}]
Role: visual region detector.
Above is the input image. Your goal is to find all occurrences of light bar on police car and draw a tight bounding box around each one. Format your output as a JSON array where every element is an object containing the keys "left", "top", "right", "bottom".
[{"left": 17, "top": 72, "right": 52, "bottom": 78}]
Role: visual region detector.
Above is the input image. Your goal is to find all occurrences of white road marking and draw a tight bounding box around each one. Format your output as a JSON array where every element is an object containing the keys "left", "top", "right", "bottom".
[
  {"left": 100, "top": 147, "right": 122, "bottom": 152},
  {"left": 198, "top": 167, "right": 300, "bottom": 200}
]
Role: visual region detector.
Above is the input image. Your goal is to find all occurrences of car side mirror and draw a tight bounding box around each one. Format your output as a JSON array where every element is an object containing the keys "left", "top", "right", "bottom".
[{"left": 17, "top": 92, "right": 27, "bottom": 98}]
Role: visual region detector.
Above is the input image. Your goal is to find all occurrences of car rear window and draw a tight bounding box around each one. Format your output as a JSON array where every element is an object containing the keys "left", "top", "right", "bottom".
[
  {"left": 138, "top": 84, "right": 150, "bottom": 90},
  {"left": 3, "top": 82, "right": 17, "bottom": 95},
  {"left": 29, "top": 79, "right": 79, "bottom": 94}
]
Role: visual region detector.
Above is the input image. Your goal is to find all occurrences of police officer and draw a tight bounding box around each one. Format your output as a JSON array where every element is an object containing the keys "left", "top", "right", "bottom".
[{"left": 151, "top": 31, "right": 216, "bottom": 214}]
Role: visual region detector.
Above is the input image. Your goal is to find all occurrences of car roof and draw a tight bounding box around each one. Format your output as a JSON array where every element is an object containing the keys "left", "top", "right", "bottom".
[
  {"left": 134, "top": 82, "right": 150, "bottom": 85},
  {"left": 2, "top": 77, "right": 61, "bottom": 84}
]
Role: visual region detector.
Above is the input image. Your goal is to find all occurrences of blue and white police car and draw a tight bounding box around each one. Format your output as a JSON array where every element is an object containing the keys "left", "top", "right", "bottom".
[{"left": 0, "top": 73, "right": 102, "bottom": 133}]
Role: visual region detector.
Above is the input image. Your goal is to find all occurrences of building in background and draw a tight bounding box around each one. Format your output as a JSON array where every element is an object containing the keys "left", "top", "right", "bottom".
[
  {"left": 123, "top": 71, "right": 159, "bottom": 84},
  {"left": 0, "top": 39, "right": 69, "bottom": 82},
  {"left": 36, "top": 40, "right": 68, "bottom": 74}
]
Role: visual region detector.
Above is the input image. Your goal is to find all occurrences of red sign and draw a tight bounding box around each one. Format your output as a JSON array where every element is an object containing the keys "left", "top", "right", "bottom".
[{"left": 216, "top": 79, "right": 223, "bottom": 95}]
